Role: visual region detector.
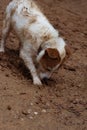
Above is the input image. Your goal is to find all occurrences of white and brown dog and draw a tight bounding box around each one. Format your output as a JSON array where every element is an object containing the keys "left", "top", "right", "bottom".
[{"left": 0, "top": 0, "right": 70, "bottom": 85}]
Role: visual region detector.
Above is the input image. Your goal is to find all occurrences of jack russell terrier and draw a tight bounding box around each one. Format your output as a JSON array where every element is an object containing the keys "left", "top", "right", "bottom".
[{"left": 0, "top": 0, "right": 70, "bottom": 85}]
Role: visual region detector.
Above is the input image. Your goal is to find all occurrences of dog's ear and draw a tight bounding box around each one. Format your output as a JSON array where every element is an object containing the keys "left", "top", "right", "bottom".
[
  {"left": 45, "top": 48, "right": 61, "bottom": 61},
  {"left": 65, "top": 45, "right": 71, "bottom": 59},
  {"left": 40, "top": 48, "right": 61, "bottom": 69}
]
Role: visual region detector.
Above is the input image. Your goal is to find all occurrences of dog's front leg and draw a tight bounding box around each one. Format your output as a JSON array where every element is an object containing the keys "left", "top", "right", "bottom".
[{"left": 20, "top": 48, "right": 42, "bottom": 86}]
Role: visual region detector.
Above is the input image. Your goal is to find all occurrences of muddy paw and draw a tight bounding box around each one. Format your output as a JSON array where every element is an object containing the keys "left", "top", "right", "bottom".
[{"left": 33, "top": 77, "right": 42, "bottom": 86}]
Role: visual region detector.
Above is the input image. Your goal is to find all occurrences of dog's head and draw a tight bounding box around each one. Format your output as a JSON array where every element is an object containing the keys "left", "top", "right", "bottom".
[{"left": 37, "top": 38, "right": 70, "bottom": 79}]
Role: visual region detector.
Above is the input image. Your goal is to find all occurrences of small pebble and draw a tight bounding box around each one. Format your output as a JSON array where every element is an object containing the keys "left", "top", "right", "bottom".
[
  {"left": 21, "top": 118, "right": 24, "bottom": 121},
  {"left": 22, "top": 110, "right": 28, "bottom": 115},
  {"left": 34, "top": 112, "right": 38, "bottom": 115},
  {"left": 42, "top": 109, "right": 47, "bottom": 113},
  {"left": 30, "top": 103, "right": 33, "bottom": 106},
  {"left": 46, "top": 102, "right": 50, "bottom": 106},
  {"left": 7, "top": 105, "right": 12, "bottom": 110},
  {"left": 28, "top": 109, "right": 32, "bottom": 114},
  {"left": 29, "top": 116, "right": 33, "bottom": 119},
  {"left": 5, "top": 74, "right": 9, "bottom": 77}
]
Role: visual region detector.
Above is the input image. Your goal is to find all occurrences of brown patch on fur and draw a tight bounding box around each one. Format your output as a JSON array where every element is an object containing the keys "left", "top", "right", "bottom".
[
  {"left": 19, "top": 28, "right": 37, "bottom": 44},
  {"left": 29, "top": 16, "right": 37, "bottom": 24},
  {"left": 41, "top": 33, "right": 52, "bottom": 42},
  {"left": 11, "top": 8, "right": 16, "bottom": 17},
  {"left": 21, "top": 28, "right": 33, "bottom": 40},
  {"left": 40, "top": 48, "right": 61, "bottom": 69},
  {"left": 46, "top": 48, "right": 60, "bottom": 59}
]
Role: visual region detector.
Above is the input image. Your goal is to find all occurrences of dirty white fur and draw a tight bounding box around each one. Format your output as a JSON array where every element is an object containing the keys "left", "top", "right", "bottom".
[{"left": 0, "top": 0, "right": 67, "bottom": 85}]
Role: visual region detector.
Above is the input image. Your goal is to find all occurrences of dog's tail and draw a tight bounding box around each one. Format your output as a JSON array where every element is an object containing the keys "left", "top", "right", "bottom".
[{"left": 0, "top": 1, "right": 16, "bottom": 52}]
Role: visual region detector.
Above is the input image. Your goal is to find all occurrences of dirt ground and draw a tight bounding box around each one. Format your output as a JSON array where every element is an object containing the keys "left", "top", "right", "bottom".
[{"left": 0, "top": 0, "right": 87, "bottom": 130}]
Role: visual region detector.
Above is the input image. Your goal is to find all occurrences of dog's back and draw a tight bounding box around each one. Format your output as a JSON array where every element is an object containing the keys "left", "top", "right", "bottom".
[{"left": 6, "top": 0, "right": 58, "bottom": 49}]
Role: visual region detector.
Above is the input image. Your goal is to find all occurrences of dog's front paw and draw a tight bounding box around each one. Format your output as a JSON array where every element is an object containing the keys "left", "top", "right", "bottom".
[{"left": 33, "top": 77, "right": 42, "bottom": 86}]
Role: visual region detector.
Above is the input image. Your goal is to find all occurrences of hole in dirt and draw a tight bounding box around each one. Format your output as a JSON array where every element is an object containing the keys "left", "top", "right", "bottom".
[{"left": 42, "top": 77, "right": 57, "bottom": 86}]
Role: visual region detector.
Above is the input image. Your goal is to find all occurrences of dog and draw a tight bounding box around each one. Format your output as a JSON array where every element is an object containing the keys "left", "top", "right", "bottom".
[{"left": 0, "top": 0, "right": 70, "bottom": 85}]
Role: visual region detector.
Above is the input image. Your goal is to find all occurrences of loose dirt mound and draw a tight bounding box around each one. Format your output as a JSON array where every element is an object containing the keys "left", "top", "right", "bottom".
[{"left": 0, "top": 0, "right": 87, "bottom": 130}]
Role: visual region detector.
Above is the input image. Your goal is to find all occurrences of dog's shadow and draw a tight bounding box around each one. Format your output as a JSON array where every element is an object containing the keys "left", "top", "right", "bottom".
[
  {"left": 0, "top": 48, "right": 56, "bottom": 86},
  {"left": 0, "top": 48, "right": 32, "bottom": 79}
]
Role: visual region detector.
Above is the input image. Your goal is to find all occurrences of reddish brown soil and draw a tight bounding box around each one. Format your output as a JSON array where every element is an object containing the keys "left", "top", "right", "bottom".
[{"left": 0, "top": 0, "right": 87, "bottom": 130}]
